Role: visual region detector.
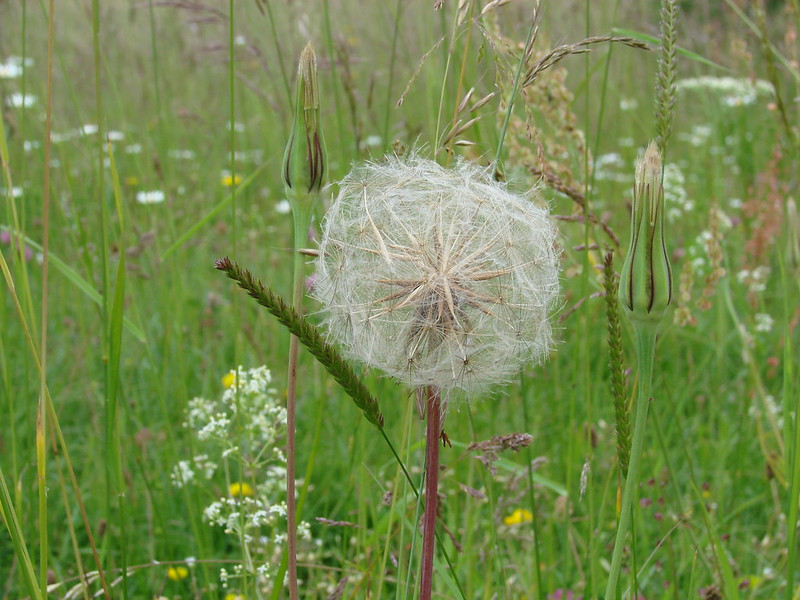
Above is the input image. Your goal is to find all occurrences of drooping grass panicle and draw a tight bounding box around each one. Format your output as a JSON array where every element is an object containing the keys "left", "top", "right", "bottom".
[
  {"left": 214, "top": 257, "right": 384, "bottom": 429},
  {"left": 521, "top": 35, "right": 648, "bottom": 90},
  {"left": 655, "top": 0, "right": 679, "bottom": 155},
  {"left": 604, "top": 251, "right": 630, "bottom": 477}
]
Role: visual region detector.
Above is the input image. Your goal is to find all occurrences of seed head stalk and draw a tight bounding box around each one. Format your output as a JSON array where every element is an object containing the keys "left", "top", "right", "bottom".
[{"left": 420, "top": 385, "right": 442, "bottom": 600}]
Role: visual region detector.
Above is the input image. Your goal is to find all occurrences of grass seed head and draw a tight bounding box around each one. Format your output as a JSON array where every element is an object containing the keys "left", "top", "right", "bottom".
[{"left": 313, "top": 154, "right": 560, "bottom": 396}]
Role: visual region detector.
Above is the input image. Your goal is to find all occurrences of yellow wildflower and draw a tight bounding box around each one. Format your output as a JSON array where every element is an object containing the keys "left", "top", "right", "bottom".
[
  {"left": 503, "top": 508, "right": 533, "bottom": 526},
  {"left": 221, "top": 174, "right": 241, "bottom": 187},
  {"left": 124, "top": 175, "right": 140, "bottom": 186},
  {"left": 222, "top": 371, "right": 236, "bottom": 389},
  {"left": 229, "top": 482, "right": 254, "bottom": 498},
  {"left": 166, "top": 566, "right": 189, "bottom": 581},
  {"left": 225, "top": 594, "right": 245, "bottom": 600}
]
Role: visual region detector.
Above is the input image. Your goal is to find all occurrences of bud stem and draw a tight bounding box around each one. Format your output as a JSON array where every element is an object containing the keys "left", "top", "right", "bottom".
[
  {"left": 604, "top": 324, "right": 656, "bottom": 600},
  {"left": 284, "top": 190, "right": 314, "bottom": 600}
]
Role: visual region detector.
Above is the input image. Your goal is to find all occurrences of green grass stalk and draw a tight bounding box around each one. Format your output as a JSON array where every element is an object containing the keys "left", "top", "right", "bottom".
[
  {"left": 466, "top": 405, "right": 506, "bottom": 598},
  {"left": 322, "top": 0, "right": 349, "bottom": 162},
  {"left": 780, "top": 250, "right": 800, "bottom": 599},
  {"left": 492, "top": 15, "right": 537, "bottom": 174},
  {"left": 0, "top": 466, "right": 42, "bottom": 600},
  {"left": 106, "top": 140, "right": 130, "bottom": 598},
  {"left": 520, "top": 375, "right": 545, "bottom": 600},
  {"left": 0, "top": 245, "right": 111, "bottom": 596},
  {"left": 382, "top": 0, "right": 404, "bottom": 155},
  {"left": 38, "top": 0, "right": 56, "bottom": 593}
]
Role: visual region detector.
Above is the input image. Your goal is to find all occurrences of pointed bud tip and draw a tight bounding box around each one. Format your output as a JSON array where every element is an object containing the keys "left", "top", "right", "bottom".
[
  {"left": 299, "top": 43, "right": 317, "bottom": 76},
  {"left": 636, "top": 141, "right": 662, "bottom": 186}
]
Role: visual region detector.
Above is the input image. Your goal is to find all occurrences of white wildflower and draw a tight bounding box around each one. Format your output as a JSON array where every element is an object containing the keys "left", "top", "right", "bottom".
[
  {"left": 169, "top": 149, "right": 196, "bottom": 160},
  {"left": 1, "top": 187, "right": 23, "bottom": 199},
  {"left": 663, "top": 162, "right": 692, "bottom": 221},
  {"left": 5, "top": 93, "right": 36, "bottom": 108},
  {"left": 594, "top": 152, "right": 628, "bottom": 182},
  {"left": 313, "top": 154, "right": 560, "bottom": 396},
  {"left": 0, "top": 56, "right": 26, "bottom": 79},
  {"left": 676, "top": 76, "right": 774, "bottom": 107},
  {"left": 754, "top": 313, "right": 774, "bottom": 333},
  {"left": 171, "top": 460, "right": 195, "bottom": 487},
  {"left": 737, "top": 266, "right": 770, "bottom": 294},
  {"left": 136, "top": 190, "right": 165, "bottom": 205},
  {"left": 359, "top": 134, "right": 382, "bottom": 150},
  {"left": 193, "top": 454, "right": 218, "bottom": 479}
]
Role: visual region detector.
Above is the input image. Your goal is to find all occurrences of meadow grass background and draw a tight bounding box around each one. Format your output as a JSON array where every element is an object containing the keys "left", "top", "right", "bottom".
[{"left": 1, "top": 0, "right": 798, "bottom": 598}]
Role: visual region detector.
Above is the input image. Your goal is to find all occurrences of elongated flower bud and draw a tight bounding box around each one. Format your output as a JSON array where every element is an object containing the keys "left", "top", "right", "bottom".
[
  {"left": 618, "top": 142, "right": 672, "bottom": 325},
  {"left": 282, "top": 43, "right": 326, "bottom": 194}
]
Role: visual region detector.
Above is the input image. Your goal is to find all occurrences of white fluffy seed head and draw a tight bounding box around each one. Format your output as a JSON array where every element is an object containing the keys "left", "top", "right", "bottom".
[{"left": 313, "top": 154, "right": 560, "bottom": 397}]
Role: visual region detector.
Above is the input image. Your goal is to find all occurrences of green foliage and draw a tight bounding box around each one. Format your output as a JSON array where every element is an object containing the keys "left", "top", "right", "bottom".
[{"left": 0, "top": 1, "right": 798, "bottom": 599}]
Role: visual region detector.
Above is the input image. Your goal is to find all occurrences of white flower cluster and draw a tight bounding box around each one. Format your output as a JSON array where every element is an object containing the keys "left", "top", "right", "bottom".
[
  {"left": 676, "top": 76, "right": 775, "bottom": 107},
  {"left": 754, "top": 313, "right": 774, "bottom": 333},
  {"left": 183, "top": 366, "right": 286, "bottom": 456},
  {"left": 0, "top": 56, "right": 32, "bottom": 80},
  {"left": 737, "top": 266, "right": 770, "bottom": 294},
  {"left": 170, "top": 454, "right": 217, "bottom": 488},
  {"left": 593, "top": 152, "right": 628, "bottom": 182},
  {"left": 314, "top": 154, "right": 560, "bottom": 396},
  {"left": 203, "top": 496, "right": 291, "bottom": 538},
  {"left": 171, "top": 366, "right": 320, "bottom": 594}
]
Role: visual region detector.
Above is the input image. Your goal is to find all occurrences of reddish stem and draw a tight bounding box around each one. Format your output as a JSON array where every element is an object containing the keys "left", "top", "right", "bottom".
[
  {"left": 286, "top": 333, "right": 299, "bottom": 600},
  {"left": 419, "top": 386, "right": 441, "bottom": 600}
]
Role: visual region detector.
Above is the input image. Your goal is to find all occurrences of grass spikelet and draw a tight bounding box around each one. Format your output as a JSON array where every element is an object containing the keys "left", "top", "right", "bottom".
[
  {"left": 214, "top": 257, "right": 384, "bottom": 429},
  {"left": 655, "top": 0, "right": 679, "bottom": 154},
  {"left": 604, "top": 251, "right": 630, "bottom": 477}
]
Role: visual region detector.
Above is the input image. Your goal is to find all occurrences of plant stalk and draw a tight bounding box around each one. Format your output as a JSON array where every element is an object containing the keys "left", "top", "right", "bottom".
[
  {"left": 605, "top": 326, "right": 656, "bottom": 600},
  {"left": 285, "top": 203, "right": 310, "bottom": 600},
  {"left": 420, "top": 385, "right": 442, "bottom": 600}
]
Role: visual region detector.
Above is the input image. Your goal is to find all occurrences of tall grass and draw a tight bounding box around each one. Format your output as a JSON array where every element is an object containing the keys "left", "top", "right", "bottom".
[{"left": 1, "top": 1, "right": 798, "bottom": 598}]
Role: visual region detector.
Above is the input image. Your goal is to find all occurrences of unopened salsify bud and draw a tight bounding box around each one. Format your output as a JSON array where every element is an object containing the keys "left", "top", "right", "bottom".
[
  {"left": 618, "top": 142, "right": 672, "bottom": 324},
  {"left": 282, "top": 43, "right": 326, "bottom": 194}
]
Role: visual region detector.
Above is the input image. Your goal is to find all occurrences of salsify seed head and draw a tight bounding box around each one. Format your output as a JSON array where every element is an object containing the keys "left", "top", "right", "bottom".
[{"left": 313, "top": 154, "right": 560, "bottom": 396}]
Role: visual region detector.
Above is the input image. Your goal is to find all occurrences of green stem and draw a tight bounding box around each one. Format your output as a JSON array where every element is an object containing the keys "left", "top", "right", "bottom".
[{"left": 605, "top": 325, "right": 656, "bottom": 600}]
